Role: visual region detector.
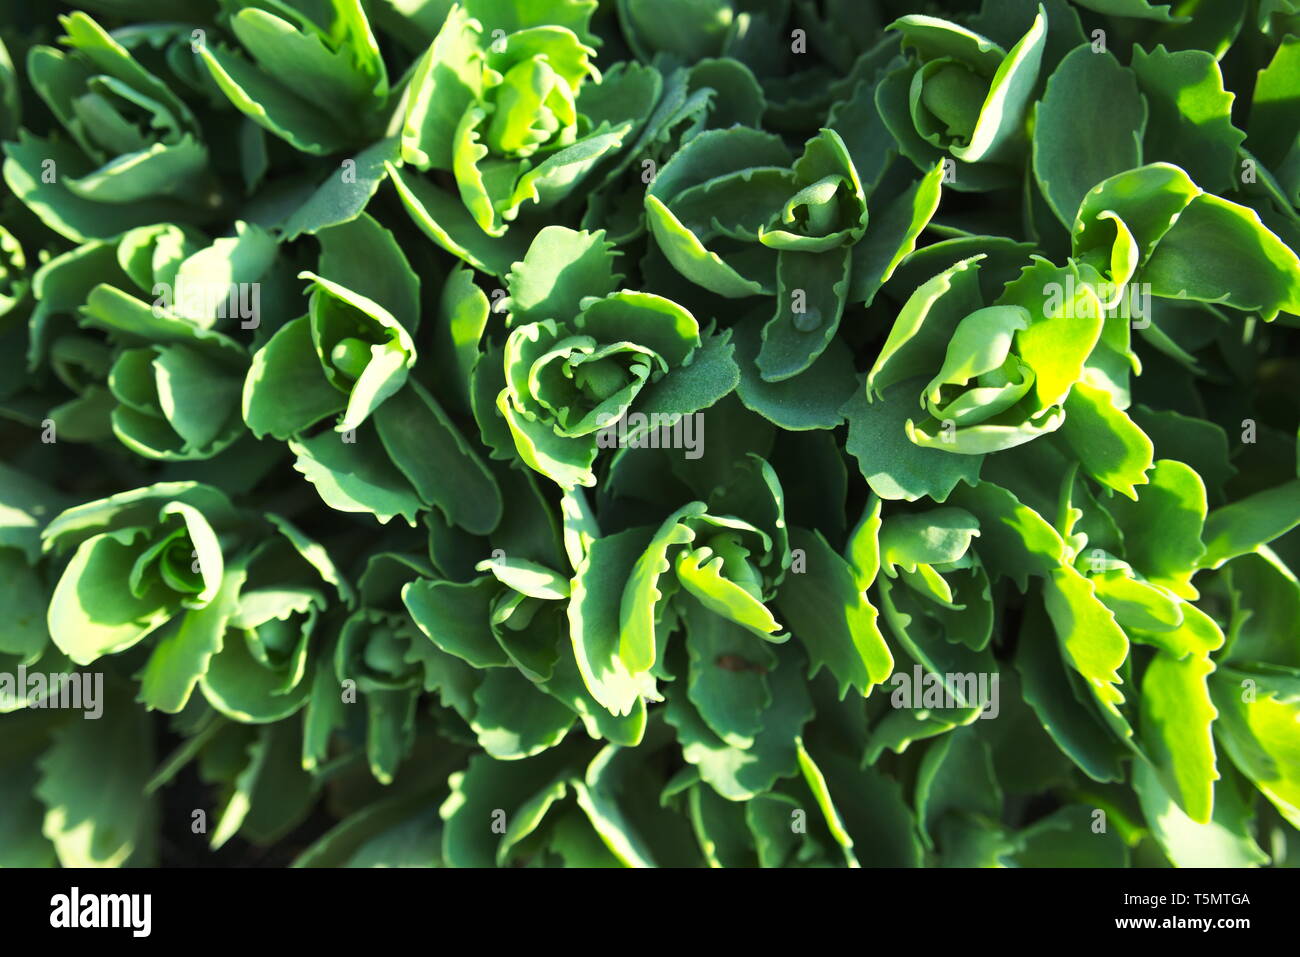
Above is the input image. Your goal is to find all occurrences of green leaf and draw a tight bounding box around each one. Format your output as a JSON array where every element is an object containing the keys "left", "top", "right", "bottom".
[
  {"left": 915, "top": 727, "right": 1002, "bottom": 849},
  {"left": 757, "top": 247, "right": 852, "bottom": 382},
  {"left": 0, "top": 551, "right": 49, "bottom": 663},
  {"left": 137, "top": 560, "right": 246, "bottom": 713},
  {"left": 1201, "top": 479, "right": 1300, "bottom": 569},
  {"left": 732, "top": 315, "right": 858, "bottom": 430},
  {"left": 1135, "top": 761, "right": 1269, "bottom": 867},
  {"left": 404, "top": 576, "right": 508, "bottom": 669},
  {"left": 1139, "top": 648, "right": 1219, "bottom": 823},
  {"left": 847, "top": 161, "right": 945, "bottom": 304},
  {"left": 505, "top": 225, "right": 622, "bottom": 327},
  {"left": 197, "top": 40, "right": 352, "bottom": 155},
  {"left": 1070, "top": 0, "right": 1186, "bottom": 20},
  {"left": 619, "top": 506, "right": 698, "bottom": 673},
  {"left": 470, "top": 669, "right": 575, "bottom": 759},
  {"left": 281, "top": 137, "right": 402, "bottom": 241},
  {"left": 574, "top": 742, "right": 701, "bottom": 868},
  {"left": 3, "top": 131, "right": 195, "bottom": 243},
  {"left": 867, "top": 255, "right": 985, "bottom": 398},
  {"left": 949, "top": 6, "right": 1047, "bottom": 166},
  {"left": 842, "top": 380, "right": 983, "bottom": 503},
  {"left": 289, "top": 428, "right": 424, "bottom": 526},
  {"left": 440, "top": 747, "right": 577, "bottom": 867},
  {"left": 36, "top": 678, "right": 156, "bottom": 866},
  {"left": 48, "top": 528, "right": 173, "bottom": 666},
  {"left": 1060, "top": 380, "right": 1154, "bottom": 500},
  {"left": 243, "top": 315, "right": 346, "bottom": 440},
  {"left": 777, "top": 527, "right": 893, "bottom": 698},
  {"left": 1130, "top": 45, "right": 1244, "bottom": 194},
  {"left": 401, "top": 4, "right": 484, "bottom": 171},
  {"left": 879, "top": 509, "right": 980, "bottom": 572},
  {"left": 1072, "top": 163, "right": 1200, "bottom": 277},
  {"left": 681, "top": 596, "right": 776, "bottom": 749},
  {"left": 1042, "top": 564, "right": 1131, "bottom": 727},
  {"left": 387, "top": 161, "right": 533, "bottom": 276},
  {"left": 1210, "top": 668, "right": 1300, "bottom": 830},
  {"left": 569, "top": 526, "right": 661, "bottom": 716},
  {"left": 1013, "top": 804, "right": 1128, "bottom": 867},
  {"left": 375, "top": 382, "right": 502, "bottom": 535},
  {"left": 1249, "top": 34, "right": 1300, "bottom": 174},
  {"left": 665, "top": 644, "right": 814, "bottom": 802},
  {"left": 1143, "top": 192, "right": 1300, "bottom": 321},
  {"left": 1032, "top": 45, "right": 1146, "bottom": 227},
  {"left": 633, "top": 327, "right": 739, "bottom": 424},
  {"left": 1108, "top": 459, "right": 1207, "bottom": 597},
  {"left": 1016, "top": 597, "right": 1127, "bottom": 781}
]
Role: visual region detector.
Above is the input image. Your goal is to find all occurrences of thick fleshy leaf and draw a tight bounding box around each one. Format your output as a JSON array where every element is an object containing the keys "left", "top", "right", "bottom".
[
  {"left": 387, "top": 161, "right": 534, "bottom": 276},
  {"left": 665, "top": 643, "right": 814, "bottom": 802},
  {"left": 197, "top": 40, "right": 352, "bottom": 155},
  {"left": 569, "top": 526, "right": 662, "bottom": 716},
  {"left": 1201, "top": 479, "right": 1300, "bottom": 569},
  {"left": 732, "top": 316, "right": 857, "bottom": 430},
  {"left": 1016, "top": 598, "right": 1127, "bottom": 782},
  {"left": 1033, "top": 45, "right": 1146, "bottom": 227},
  {"left": 1060, "top": 380, "right": 1154, "bottom": 500},
  {"left": 757, "top": 247, "right": 852, "bottom": 382},
  {"left": 1139, "top": 648, "right": 1219, "bottom": 823},
  {"left": 1131, "top": 45, "right": 1244, "bottom": 194},
  {"left": 243, "top": 315, "right": 346, "bottom": 440},
  {"left": 48, "top": 528, "right": 173, "bottom": 666},
  {"left": 470, "top": 669, "right": 575, "bottom": 759},
  {"left": 289, "top": 428, "right": 424, "bottom": 526},
  {"left": 1142, "top": 192, "right": 1300, "bottom": 321},
  {"left": 777, "top": 527, "right": 893, "bottom": 698},
  {"left": 1072, "top": 0, "right": 1185, "bottom": 21},
  {"left": 1210, "top": 667, "right": 1300, "bottom": 829},
  {"left": 1042, "top": 564, "right": 1131, "bottom": 726},
  {"left": 137, "top": 559, "right": 246, "bottom": 714},
  {"left": 842, "top": 380, "right": 983, "bottom": 503},
  {"left": 682, "top": 596, "right": 777, "bottom": 749},
  {"left": 281, "top": 137, "right": 401, "bottom": 241},
  {"left": 35, "top": 678, "right": 156, "bottom": 866},
  {"left": 504, "top": 226, "right": 622, "bottom": 326},
  {"left": 375, "top": 382, "right": 502, "bottom": 535},
  {"left": 1135, "top": 761, "right": 1269, "bottom": 868}
]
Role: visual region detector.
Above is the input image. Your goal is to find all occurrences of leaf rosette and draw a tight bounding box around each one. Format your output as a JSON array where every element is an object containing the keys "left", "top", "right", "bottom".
[
  {"left": 860, "top": 254, "right": 1108, "bottom": 462},
  {"left": 27, "top": 220, "right": 275, "bottom": 458},
  {"left": 4, "top": 13, "right": 213, "bottom": 242},
  {"left": 42, "top": 482, "right": 253, "bottom": 713},
  {"left": 875, "top": 6, "right": 1047, "bottom": 189},
  {"left": 615, "top": 0, "right": 885, "bottom": 131},
  {"left": 876, "top": 506, "right": 994, "bottom": 655},
  {"left": 196, "top": 0, "right": 390, "bottom": 155},
  {"left": 333, "top": 551, "right": 455, "bottom": 783},
  {"left": 199, "top": 515, "right": 352, "bottom": 725},
  {"left": 390, "top": 1, "right": 638, "bottom": 275},
  {"left": 26, "top": 13, "right": 207, "bottom": 200},
  {"left": 245, "top": 215, "right": 502, "bottom": 532},
  {"left": 403, "top": 469, "right": 650, "bottom": 759},
  {"left": 491, "top": 226, "right": 736, "bottom": 489},
  {"left": 570, "top": 455, "right": 792, "bottom": 718},
  {"left": 1070, "top": 163, "right": 1300, "bottom": 323},
  {"left": 646, "top": 123, "right": 944, "bottom": 381}
]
